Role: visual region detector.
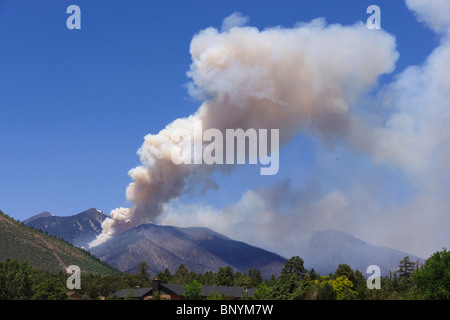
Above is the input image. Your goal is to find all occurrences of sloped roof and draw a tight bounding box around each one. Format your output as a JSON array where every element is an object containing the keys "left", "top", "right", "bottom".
[
  {"left": 111, "top": 284, "right": 256, "bottom": 299},
  {"left": 159, "top": 283, "right": 185, "bottom": 296},
  {"left": 111, "top": 287, "right": 152, "bottom": 299},
  {"left": 161, "top": 284, "right": 256, "bottom": 298},
  {"left": 200, "top": 285, "right": 255, "bottom": 298}
]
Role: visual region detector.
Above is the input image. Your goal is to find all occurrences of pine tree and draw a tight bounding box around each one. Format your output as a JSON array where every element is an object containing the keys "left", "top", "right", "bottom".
[
  {"left": 173, "top": 264, "right": 190, "bottom": 284},
  {"left": 136, "top": 261, "right": 151, "bottom": 282},
  {"left": 215, "top": 266, "right": 234, "bottom": 286},
  {"left": 281, "top": 256, "right": 306, "bottom": 280},
  {"left": 247, "top": 268, "right": 262, "bottom": 287},
  {"left": 398, "top": 256, "right": 415, "bottom": 281}
]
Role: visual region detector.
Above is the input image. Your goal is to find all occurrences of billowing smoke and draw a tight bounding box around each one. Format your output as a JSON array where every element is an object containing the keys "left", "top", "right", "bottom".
[
  {"left": 90, "top": 13, "right": 401, "bottom": 247},
  {"left": 405, "top": 0, "right": 450, "bottom": 35},
  {"left": 371, "top": 0, "right": 450, "bottom": 178},
  {"left": 156, "top": 0, "right": 450, "bottom": 258}
]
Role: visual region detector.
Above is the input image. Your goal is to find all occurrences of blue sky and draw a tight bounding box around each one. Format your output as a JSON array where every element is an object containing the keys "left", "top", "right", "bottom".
[{"left": 0, "top": 0, "right": 447, "bottom": 257}]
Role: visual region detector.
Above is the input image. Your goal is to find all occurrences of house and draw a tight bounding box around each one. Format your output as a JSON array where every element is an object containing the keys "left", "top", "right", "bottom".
[
  {"left": 66, "top": 291, "right": 83, "bottom": 300},
  {"left": 110, "top": 279, "right": 256, "bottom": 300}
]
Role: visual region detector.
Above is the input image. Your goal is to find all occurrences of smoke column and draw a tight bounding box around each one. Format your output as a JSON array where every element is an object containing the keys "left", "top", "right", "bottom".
[
  {"left": 89, "top": 17, "right": 398, "bottom": 247},
  {"left": 155, "top": 1, "right": 450, "bottom": 258}
]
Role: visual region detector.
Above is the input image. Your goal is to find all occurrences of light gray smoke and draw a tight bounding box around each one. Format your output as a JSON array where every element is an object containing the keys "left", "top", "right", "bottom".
[
  {"left": 90, "top": 15, "right": 400, "bottom": 247},
  {"left": 157, "top": 1, "right": 450, "bottom": 258}
]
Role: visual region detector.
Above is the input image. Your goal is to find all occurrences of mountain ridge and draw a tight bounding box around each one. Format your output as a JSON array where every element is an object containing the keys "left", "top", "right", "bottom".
[
  {"left": 0, "top": 209, "right": 119, "bottom": 275},
  {"left": 22, "top": 211, "right": 54, "bottom": 224},
  {"left": 89, "top": 222, "right": 287, "bottom": 279},
  {"left": 21, "top": 208, "right": 425, "bottom": 277},
  {"left": 24, "top": 208, "right": 108, "bottom": 248},
  {"left": 303, "top": 229, "right": 424, "bottom": 275}
]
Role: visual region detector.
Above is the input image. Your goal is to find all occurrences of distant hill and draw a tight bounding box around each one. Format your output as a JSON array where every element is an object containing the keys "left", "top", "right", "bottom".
[
  {"left": 0, "top": 210, "right": 119, "bottom": 275},
  {"left": 303, "top": 229, "right": 424, "bottom": 276},
  {"left": 89, "top": 223, "right": 287, "bottom": 279},
  {"left": 24, "top": 208, "right": 107, "bottom": 248}
]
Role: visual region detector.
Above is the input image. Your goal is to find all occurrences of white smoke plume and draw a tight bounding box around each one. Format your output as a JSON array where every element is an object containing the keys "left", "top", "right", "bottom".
[
  {"left": 405, "top": 0, "right": 450, "bottom": 35},
  {"left": 156, "top": 1, "right": 450, "bottom": 258},
  {"left": 221, "top": 12, "right": 249, "bottom": 32},
  {"left": 90, "top": 14, "right": 400, "bottom": 248},
  {"left": 371, "top": 0, "right": 450, "bottom": 179}
]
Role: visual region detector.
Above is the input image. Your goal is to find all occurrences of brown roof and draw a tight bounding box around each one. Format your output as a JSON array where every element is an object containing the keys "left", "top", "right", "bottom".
[{"left": 66, "top": 291, "right": 83, "bottom": 300}]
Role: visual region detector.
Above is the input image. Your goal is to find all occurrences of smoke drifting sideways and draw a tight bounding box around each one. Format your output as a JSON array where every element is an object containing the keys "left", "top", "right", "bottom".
[
  {"left": 158, "top": 0, "right": 450, "bottom": 259},
  {"left": 89, "top": 16, "right": 401, "bottom": 248}
]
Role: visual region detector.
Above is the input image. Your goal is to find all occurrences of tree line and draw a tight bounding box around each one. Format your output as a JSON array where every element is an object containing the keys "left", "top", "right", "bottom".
[{"left": 0, "top": 248, "right": 448, "bottom": 300}]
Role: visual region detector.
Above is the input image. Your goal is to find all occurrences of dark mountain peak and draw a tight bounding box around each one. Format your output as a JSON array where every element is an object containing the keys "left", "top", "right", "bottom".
[
  {"left": 90, "top": 222, "right": 286, "bottom": 279},
  {"left": 75, "top": 208, "right": 108, "bottom": 221},
  {"left": 76, "top": 207, "right": 106, "bottom": 216},
  {"left": 22, "top": 211, "right": 54, "bottom": 224},
  {"left": 24, "top": 208, "right": 109, "bottom": 248}
]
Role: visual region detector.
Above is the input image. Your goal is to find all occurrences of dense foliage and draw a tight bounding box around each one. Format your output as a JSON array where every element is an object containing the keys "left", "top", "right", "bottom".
[{"left": 1, "top": 250, "right": 449, "bottom": 300}]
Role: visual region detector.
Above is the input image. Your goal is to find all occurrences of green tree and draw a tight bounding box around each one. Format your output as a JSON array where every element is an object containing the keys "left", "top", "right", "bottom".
[
  {"left": 353, "top": 270, "right": 368, "bottom": 299},
  {"left": 314, "top": 275, "right": 357, "bottom": 300},
  {"left": 247, "top": 268, "right": 262, "bottom": 287},
  {"left": 184, "top": 280, "right": 203, "bottom": 300},
  {"left": 334, "top": 264, "right": 356, "bottom": 284},
  {"left": 269, "top": 256, "right": 306, "bottom": 300},
  {"left": 281, "top": 256, "right": 306, "bottom": 280},
  {"left": 398, "top": 256, "right": 415, "bottom": 281},
  {"left": 291, "top": 277, "right": 318, "bottom": 300},
  {"left": 123, "top": 289, "right": 137, "bottom": 300},
  {"left": 152, "top": 291, "right": 161, "bottom": 300},
  {"left": 269, "top": 274, "right": 301, "bottom": 300},
  {"left": 333, "top": 264, "right": 366, "bottom": 298},
  {"left": 252, "top": 283, "right": 271, "bottom": 300},
  {"left": 0, "top": 259, "right": 36, "bottom": 300},
  {"left": 309, "top": 268, "right": 319, "bottom": 281},
  {"left": 185, "top": 270, "right": 201, "bottom": 285},
  {"left": 215, "top": 266, "right": 234, "bottom": 286},
  {"left": 156, "top": 268, "right": 172, "bottom": 283},
  {"left": 120, "top": 273, "right": 141, "bottom": 288},
  {"left": 317, "top": 282, "right": 336, "bottom": 300},
  {"left": 82, "top": 274, "right": 102, "bottom": 299},
  {"left": 206, "top": 291, "right": 224, "bottom": 300},
  {"left": 136, "top": 261, "right": 151, "bottom": 283},
  {"left": 413, "top": 248, "right": 450, "bottom": 300},
  {"left": 364, "top": 276, "right": 401, "bottom": 300},
  {"left": 173, "top": 264, "right": 190, "bottom": 284},
  {"left": 203, "top": 271, "right": 216, "bottom": 285},
  {"left": 233, "top": 271, "right": 253, "bottom": 288},
  {"left": 33, "top": 276, "right": 67, "bottom": 300},
  {"left": 397, "top": 256, "right": 416, "bottom": 294},
  {"left": 99, "top": 274, "right": 123, "bottom": 298}
]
